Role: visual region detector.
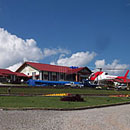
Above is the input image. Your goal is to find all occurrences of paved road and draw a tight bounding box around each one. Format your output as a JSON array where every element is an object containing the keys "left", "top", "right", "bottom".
[{"left": 0, "top": 104, "right": 130, "bottom": 130}]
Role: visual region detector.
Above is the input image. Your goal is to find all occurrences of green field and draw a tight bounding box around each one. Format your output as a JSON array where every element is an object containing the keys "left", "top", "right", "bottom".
[
  {"left": 1, "top": 87, "right": 130, "bottom": 95},
  {"left": 0, "top": 96, "right": 130, "bottom": 109},
  {"left": 0, "top": 87, "right": 130, "bottom": 109}
]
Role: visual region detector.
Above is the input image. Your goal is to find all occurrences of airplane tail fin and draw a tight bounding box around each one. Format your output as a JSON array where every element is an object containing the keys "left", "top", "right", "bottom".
[
  {"left": 124, "top": 70, "right": 129, "bottom": 82},
  {"left": 124, "top": 70, "right": 129, "bottom": 78}
]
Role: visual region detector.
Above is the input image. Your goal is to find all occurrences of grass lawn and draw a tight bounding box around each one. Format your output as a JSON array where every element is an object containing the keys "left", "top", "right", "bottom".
[
  {"left": 1, "top": 87, "right": 130, "bottom": 95},
  {"left": 0, "top": 96, "right": 130, "bottom": 109}
]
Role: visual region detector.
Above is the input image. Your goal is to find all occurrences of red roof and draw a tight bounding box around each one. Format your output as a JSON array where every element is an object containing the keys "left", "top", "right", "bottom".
[
  {"left": 16, "top": 62, "right": 91, "bottom": 74},
  {"left": 0, "top": 72, "right": 3, "bottom": 76},
  {"left": 14, "top": 72, "right": 28, "bottom": 77},
  {"left": 67, "top": 67, "right": 84, "bottom": 74},
  {"left": 26, "top": 62, "right": 69, "bottom": 73},
  {"left": 0, "top": 69, "right": 15, "bottom": 75},
  {"left": 0, "top": 69, "right": 28, "bottom": 77}
]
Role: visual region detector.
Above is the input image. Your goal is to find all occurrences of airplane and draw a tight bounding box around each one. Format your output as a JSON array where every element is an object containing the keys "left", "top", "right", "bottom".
[{"left": 88, "top": 70, "right": 129, "bottom": 85}]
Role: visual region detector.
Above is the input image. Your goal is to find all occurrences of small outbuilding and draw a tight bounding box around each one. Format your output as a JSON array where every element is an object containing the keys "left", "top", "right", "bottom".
[{"left": 0, "top": 69, "right": 28, "bottom": 83}]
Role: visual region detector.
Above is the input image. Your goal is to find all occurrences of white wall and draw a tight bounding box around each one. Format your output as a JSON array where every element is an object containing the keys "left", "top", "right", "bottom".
[{"left": 20, "top": 65, "right": 39, "bottom": 76}]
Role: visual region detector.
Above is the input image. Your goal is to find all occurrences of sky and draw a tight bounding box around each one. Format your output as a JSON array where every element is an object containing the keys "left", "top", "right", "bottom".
[{"left": 0, "top": 0, "right": 130, "bottom": 75}]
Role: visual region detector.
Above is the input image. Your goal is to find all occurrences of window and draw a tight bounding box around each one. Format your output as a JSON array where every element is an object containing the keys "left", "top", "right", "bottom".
[
  {"left": 105, "top": 73, "right": 108, "bottom": 75},
  {"left": 32, "top": 72, "right": 36, "bottom": 76},
  {"left": 91, "top": 74, "right": 95, "bottom": 77}
]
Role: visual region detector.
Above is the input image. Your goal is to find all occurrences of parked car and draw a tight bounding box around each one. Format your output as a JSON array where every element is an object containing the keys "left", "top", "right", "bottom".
[
  {"left": 65, "top": 82, "right": 84, "bottom": 88},
  {"left": 115, "top": 83, "right": 128, "bottom": 90}
]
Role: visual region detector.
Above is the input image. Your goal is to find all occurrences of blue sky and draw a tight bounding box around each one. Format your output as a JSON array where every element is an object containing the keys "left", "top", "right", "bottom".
[{"left": 0, "top": 0, "right": 130, "bottom": 74}]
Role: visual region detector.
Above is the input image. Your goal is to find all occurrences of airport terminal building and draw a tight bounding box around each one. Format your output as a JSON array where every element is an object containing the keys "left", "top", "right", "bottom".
[{"left": 16, "top": 62, "right": 92, "bottom": 82}]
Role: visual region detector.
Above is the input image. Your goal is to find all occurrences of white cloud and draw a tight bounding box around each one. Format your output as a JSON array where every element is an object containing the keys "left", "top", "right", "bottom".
[
  {"left": 43, "top": 48, "right": 70, "bottom": 58},
  {"left": 0, "top": 28, "right": 43, "bottom": 68},
  {"left": 51, "top": 51, "right": 96, "bottom": 67},
  {"left": 7, "top": 62, "right": 23, "bottom": 72},
  {"left": 95, "top": 59, "right": 105, "bottom": 68},
  {"left": 95, "top": 59, "right": 129, "bottom": 75}
]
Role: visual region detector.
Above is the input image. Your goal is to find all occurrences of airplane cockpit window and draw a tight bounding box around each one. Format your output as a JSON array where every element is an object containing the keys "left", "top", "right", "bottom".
[{"left": 92, "top": 74, "right": 95, "bottom": 77}]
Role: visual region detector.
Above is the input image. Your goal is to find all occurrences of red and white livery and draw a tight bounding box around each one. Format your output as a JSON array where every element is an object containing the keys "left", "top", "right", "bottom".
[{"left": 89, "top": 70, "right": 129, "bottom": 83}]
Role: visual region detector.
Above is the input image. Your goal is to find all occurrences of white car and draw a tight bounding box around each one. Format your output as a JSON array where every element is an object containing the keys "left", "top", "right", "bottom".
[
  {"left": 65, "top": 82, "right": 84, "bottom": 88},
  {"left": 115, "top": 84, "right": 127, "bottom": 90}
]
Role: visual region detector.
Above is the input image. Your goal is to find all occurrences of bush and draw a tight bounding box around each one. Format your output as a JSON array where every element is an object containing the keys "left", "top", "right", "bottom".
[{"left": 60, "top": 94, "right": 84, "bottom": 102}]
